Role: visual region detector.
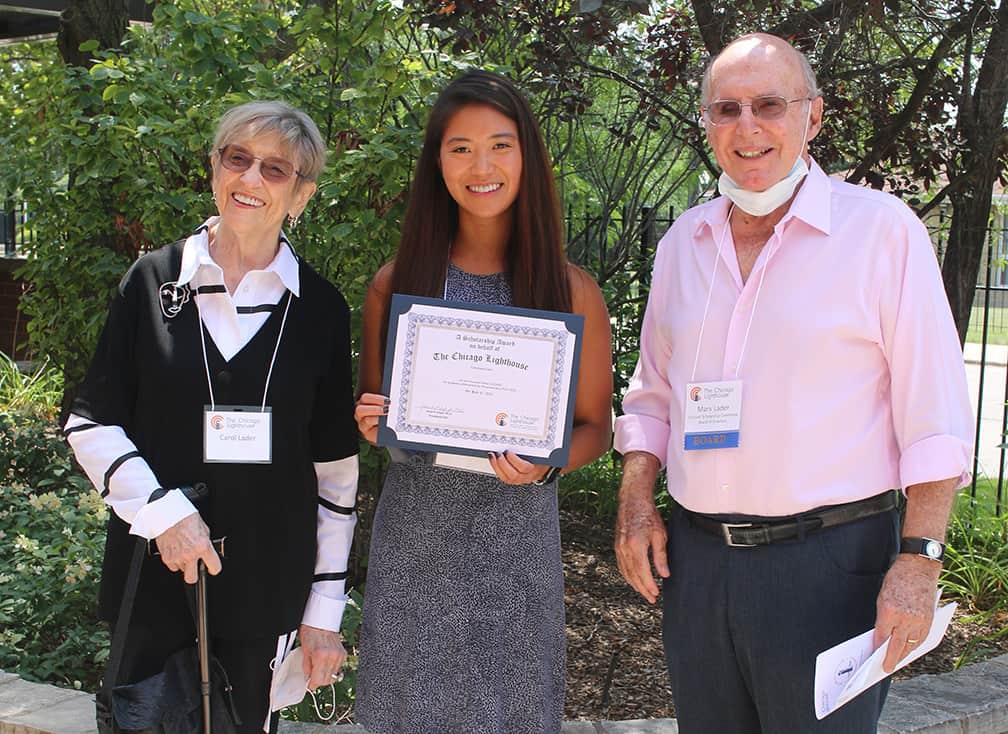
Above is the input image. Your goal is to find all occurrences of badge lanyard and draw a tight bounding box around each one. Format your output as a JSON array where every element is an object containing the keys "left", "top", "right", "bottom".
[
  {"left": 683, "top": 204, "right": 774, "bottom": 451},
  {"left": 197, "top": 286, "right": 292, "bottom": 463}
]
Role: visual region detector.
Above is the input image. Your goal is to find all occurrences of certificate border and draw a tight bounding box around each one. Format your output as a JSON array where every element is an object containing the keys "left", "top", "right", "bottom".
[{"left": 377, "top": 294, "right": 584, "bottom": 467}]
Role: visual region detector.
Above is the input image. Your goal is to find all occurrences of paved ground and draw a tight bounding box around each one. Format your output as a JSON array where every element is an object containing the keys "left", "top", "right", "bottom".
[
  {"left": 964, "top": 342, "right": 1008, "bottom": 483},
  {"left": 6, "top": 655, "right": 1008, "bottom": 733}
]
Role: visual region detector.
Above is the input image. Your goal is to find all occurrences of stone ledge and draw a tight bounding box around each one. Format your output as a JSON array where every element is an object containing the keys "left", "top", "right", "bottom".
[{"left": 3, "top": 655, "right": 1006, "bottom": 734}]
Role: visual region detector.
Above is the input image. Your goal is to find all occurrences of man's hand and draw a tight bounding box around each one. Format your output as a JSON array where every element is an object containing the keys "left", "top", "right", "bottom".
[
  {"left": 873, "top": 554, "right": 940, "bottom": 672},
  {"left": 614, "top": 451, "right": 668, "bottom": 604},
  {"left": 299, "top": 624, "right": 347, "bottom": 691},
  {"left": 154, "top": 512, "right": 221, "bottom": 584}
]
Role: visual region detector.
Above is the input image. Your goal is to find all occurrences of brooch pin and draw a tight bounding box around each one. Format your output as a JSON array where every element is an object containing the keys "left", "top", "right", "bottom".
[{"left": 159, "top": 282, "right": 191, "bottom": 319}]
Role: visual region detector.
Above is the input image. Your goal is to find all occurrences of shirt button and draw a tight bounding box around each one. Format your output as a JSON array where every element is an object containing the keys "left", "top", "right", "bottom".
[{"left": 721, "top": 484, "right": 729, "bottom": 491}]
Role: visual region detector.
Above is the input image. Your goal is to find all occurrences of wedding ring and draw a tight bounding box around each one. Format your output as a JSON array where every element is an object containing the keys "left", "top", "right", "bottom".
[{"left": 907, "top": 638, "right": 920, "bottom": 644}]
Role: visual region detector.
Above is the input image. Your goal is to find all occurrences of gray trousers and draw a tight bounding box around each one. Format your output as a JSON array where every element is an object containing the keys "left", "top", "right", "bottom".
[{"left": 662, "top": 502, "right": 900, "bottom": 733}]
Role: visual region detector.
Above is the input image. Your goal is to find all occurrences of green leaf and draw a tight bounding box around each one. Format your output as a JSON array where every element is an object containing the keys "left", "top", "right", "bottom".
[{"left": 340, "top": 88, "right": 368, "bottom": 101}]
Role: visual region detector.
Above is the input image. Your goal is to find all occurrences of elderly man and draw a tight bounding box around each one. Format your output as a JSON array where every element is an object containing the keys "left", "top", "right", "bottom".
[{"left": 613, "top": 33, "right": 973, "bottom": 733}]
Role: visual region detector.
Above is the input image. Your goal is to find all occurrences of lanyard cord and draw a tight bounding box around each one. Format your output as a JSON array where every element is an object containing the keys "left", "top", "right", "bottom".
[
  {"left": 262, "top": 291, "right": 293, "bottom": 410},
  {"left": 734, "top": 251, "right": 771, "bottom": 378},
  {"left": 196, "top": 287, "right": 292, "bottom": 411},
  {"left": 196, "top": 294, "right": 217, "bottom": 410},
  {"left": 690, "top": 204, "right": 733, "bottom": 383},
  {"left": 689, "top": 204, "right": 773, "bottom": 382}
]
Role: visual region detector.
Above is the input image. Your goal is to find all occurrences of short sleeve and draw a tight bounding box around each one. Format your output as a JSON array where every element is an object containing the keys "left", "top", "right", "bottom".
[{"left": 310, "top": 289, "right": 359, "bottom": 462}]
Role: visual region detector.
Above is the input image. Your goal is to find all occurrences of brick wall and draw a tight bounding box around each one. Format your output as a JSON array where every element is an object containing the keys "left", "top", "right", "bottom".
[{"left": 0, "top": 257, "right": 29, "bottom": 360}]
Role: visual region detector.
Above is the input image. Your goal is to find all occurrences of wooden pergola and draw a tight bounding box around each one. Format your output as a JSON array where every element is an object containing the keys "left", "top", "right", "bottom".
[{"left": 0, "top": 0, "right": 152, "bottom": 41}]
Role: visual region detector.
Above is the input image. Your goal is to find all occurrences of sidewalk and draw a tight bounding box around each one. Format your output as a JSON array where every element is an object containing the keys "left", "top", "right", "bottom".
[
  {"left": 964, "top": 341, "right": 1008, "bottom": 366},
  {"left": 4, "top": 654, "right": 1008, "bottom": 734}
]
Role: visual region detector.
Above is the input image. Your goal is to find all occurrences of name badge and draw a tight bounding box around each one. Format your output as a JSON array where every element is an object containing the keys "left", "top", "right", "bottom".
[
  {"left": 683, "top": 380, "right": 742, "bottom": 451},
  {"left": 204, "top": 405, "right": 272, "bottom": 463}
]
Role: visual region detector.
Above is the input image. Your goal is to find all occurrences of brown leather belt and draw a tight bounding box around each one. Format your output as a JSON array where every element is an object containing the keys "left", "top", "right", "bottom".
[{"left": 683, "top": 490, "right": 901, "bottom": 547}]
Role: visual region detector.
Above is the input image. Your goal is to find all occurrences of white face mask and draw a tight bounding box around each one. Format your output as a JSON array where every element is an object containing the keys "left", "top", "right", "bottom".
[
  {"left": 715, "top": 103, "right": 812, "bottom": 217},
  {"left": 268, "top": 647, "right": 338, "bottom": 720},
  {"left": 269, "top": 647, "right": 309, "bottom": 711},
  {"left": 718, "top": 155, "right": 809, "bottom": 217}
]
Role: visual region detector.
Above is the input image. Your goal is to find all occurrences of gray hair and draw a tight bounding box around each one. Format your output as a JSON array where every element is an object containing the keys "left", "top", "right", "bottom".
[
  {"left": 700, "top": 34, "right": 822, "bottom": 106},
  {"left": 211, "top": 101, "right": 327, "bottom": 182}
]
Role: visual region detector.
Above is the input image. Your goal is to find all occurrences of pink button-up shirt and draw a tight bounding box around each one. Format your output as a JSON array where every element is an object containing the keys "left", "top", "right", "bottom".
[{"left": 614, "top": 159, "right": 974, "bottom": 516}]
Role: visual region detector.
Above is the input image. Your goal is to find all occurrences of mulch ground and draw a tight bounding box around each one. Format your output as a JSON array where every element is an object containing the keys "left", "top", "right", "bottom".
[{"left": 560, "top": 509, "right": 1008, "bottom": 721}]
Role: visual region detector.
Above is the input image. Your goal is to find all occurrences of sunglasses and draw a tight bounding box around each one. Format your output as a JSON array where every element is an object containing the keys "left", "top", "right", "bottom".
[
  {"left": 703, "top": 96, "right": 811, "bottom": 125},
  {"left": 217, "top": 144, "right": 304, "bottom": 183}
]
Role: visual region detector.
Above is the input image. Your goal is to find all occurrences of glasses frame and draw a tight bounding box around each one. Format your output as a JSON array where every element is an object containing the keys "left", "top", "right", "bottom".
[
  {"left": 216, "top": 144, "right": 306, "bottom": 183},
  {"left": 702, "top": 96, "right": 812, "bottom": 125}
]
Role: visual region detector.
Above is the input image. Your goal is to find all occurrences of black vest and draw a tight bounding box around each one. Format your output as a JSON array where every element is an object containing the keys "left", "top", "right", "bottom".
[{"left": 74, "top": 240, "right": 358, "bottom": 638}]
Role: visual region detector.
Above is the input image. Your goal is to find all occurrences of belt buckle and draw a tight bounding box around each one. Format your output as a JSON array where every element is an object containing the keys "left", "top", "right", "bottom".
[{"left": 721, "top": 522, "right": 756, "bottom": 547}]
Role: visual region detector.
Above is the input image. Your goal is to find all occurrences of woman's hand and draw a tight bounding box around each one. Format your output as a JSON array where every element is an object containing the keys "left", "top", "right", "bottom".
[
  {"left": 354, "top": 393, "right": 389, "bottom": 444},
  {"left": 154, "top": 513, "right": 222, "bottom": 584},
  {"left": 298, "top": 624, "right": 348, "bottom": 691},
  {"left": 488, "top": 450, "right": 552, "bottom": 485}
]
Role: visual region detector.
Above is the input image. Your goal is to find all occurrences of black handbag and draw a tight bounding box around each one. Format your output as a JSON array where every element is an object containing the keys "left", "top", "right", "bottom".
[{"left": 96, "top": 487, "right": 241, "bottom": 734}]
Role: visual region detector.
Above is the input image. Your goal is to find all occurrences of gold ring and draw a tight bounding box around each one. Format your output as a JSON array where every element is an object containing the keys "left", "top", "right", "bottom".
[{"left": 907, "top": 638, "right": 920, "bottom": 644}]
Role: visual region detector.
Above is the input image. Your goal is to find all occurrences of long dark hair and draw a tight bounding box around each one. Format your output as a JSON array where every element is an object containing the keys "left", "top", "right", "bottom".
[{"left": 386, "top": 70, "right": 572, "bottom": 322}]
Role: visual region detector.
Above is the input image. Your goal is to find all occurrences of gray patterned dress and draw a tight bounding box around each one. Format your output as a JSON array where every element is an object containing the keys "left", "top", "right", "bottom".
[{"left": 355, "top": 264, "right": 565, "bottom": 734}]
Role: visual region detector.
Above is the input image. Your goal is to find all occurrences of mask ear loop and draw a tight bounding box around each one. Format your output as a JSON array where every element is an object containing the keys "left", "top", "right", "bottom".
[{"left": 307, "top": 683, "right": 337, "bottom": 721}]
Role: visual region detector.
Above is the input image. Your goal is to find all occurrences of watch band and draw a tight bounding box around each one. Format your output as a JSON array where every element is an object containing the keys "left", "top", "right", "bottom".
[
  {"left": 900, "top": 536, "right": 946, "bottom": 562},
  {"left": 533, "top": 466, "right": 562, "bottom": 485}
]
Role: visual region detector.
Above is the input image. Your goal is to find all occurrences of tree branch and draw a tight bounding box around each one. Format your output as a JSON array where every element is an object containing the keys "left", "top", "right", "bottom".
[{"left": 846, "top": 4, "right": 983, "bottom": 185}]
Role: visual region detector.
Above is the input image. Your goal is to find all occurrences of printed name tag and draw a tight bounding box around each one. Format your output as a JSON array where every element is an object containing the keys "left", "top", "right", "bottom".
[
  {"left": 683, "top": 380, "right": 742, "bottom": 451},
  {"left": 204, "top": 405, "right": 272, "bottom": 463}
]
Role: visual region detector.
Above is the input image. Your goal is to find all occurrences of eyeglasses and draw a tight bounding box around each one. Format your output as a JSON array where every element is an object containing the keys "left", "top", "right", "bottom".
[
  {"left": 217, "top": 144, "right": 304, "bottom": 183},
  {"left": 702, "top": 96, "right": 811, "bottom": 125}
]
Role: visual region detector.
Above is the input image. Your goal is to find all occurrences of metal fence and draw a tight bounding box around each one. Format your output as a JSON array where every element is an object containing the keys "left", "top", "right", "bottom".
[
  {"left": 0, "top": 201, "right": 33, "bottom": 256},
  {"left": 958, "top": 217, "right": 1008, "bottom": 517}
]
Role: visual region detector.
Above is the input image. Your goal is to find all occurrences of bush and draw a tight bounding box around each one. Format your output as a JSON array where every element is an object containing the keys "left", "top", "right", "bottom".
[
  {"left": 0, "top": 409, "right": 108, "bottom": 689},
  {"left": 558, "top": 453, "right": 669, "bottom": 519}
]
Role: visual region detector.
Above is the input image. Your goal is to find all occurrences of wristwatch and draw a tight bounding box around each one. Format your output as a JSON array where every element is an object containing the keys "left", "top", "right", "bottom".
[
  {"left": 900, "top": 536, "right": 946, "bottom": 562},
  {"left": 533, "top": 466, "right": 562, "bottom": 485}
]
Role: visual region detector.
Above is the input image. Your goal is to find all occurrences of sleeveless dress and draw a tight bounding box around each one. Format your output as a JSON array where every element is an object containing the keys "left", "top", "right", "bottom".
[{"left": 355, "top": 264, "right": 565, "bottom": 734}]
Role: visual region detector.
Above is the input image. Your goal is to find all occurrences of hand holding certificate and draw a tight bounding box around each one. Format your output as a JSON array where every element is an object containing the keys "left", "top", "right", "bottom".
[{"left": 377, "top": 294, "right": 584, "bottom": 467}]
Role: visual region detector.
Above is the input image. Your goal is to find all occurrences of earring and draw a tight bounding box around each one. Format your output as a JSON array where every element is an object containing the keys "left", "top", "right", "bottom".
[{"left": 287, "top": 213, "right": 299, "bottom": 229}]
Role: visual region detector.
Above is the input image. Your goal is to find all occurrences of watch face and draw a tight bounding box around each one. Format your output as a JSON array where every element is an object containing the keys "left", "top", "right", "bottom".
[{"left": 925, "top": 540, "right": 943, "bottom": 559}]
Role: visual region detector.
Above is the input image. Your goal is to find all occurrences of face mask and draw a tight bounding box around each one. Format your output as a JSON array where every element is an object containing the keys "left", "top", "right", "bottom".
[
  {"left": 718, "top": 156, "right": 809, "bottom": 217},
  {"left": 268, "top": 648, "right": 336, "bottom": 720},
  {"left": 716, "top": 103, "right": 812, "bottom": 217},
  {"left": 270, "top": 647, "right": 309, "bottom": 711}
]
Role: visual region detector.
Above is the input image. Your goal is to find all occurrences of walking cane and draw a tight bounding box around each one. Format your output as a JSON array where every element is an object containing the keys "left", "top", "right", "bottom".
[{"left": 197, "top": 559, "right": 212, "bottom": 734}]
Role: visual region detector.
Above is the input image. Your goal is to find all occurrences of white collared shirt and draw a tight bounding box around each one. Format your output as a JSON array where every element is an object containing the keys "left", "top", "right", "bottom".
[{"left": 66, "top": 218, "right": 359, "bottom": 631}]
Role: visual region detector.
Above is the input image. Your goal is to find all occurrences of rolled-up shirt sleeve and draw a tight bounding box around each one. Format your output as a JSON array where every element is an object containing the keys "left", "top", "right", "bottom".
[
  {"left": 614, "top": 233, "right": 674, "bottom": 467},
  {"left": 301, "top": 455, "right": 359, "bottom": 631},
  {"left": 878, "top": 209, "right": 974, "bottom": 490}
]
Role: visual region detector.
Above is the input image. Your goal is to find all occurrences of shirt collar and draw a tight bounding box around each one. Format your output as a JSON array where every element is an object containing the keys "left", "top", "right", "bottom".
[
  {"left": 692, "top": 157, "right": 833, "bottom": 240},
  {"left": 176, "top": 217, "right": 301, "bottom": 296}
]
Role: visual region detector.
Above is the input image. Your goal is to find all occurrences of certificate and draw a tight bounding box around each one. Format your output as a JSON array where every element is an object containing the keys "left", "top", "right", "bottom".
[{"left": 378, "top": 294, "right": 584, "bottom": 466}]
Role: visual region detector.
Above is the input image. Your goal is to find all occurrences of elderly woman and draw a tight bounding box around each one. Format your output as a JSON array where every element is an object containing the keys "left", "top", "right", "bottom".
[{"left": 64, "top": 101, "right": 358, "bottom": 733}]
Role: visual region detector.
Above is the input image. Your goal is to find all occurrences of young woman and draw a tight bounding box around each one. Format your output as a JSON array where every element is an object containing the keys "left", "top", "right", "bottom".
[{"left": 353, "top": 71, "right": 613, "bottom": 734}]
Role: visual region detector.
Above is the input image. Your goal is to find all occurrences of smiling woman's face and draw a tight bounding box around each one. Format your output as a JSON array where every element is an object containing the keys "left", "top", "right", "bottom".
[
  {"left": 439, "top": 103, "right": 523, "bottom": 225},
  {"left": 211, "top": 130, "right": 315, "bottom": 238}
]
